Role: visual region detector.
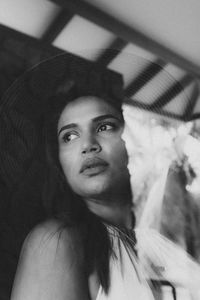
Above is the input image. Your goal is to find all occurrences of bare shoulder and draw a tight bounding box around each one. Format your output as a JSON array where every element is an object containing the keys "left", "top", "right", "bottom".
[
  {"left": 21, "top": 219, "right": 84, "bottom": 263},
  {"left": 11, "top": 220, "right": 90, "bottom": 299}
]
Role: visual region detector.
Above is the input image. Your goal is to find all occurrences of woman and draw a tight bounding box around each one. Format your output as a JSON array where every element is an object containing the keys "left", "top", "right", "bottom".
[
  {"left": 2, "top": 54, "right": 200, "bottom": 300},
  {"left": 0, "top": 54, "right": 153, "bottom": 300}
]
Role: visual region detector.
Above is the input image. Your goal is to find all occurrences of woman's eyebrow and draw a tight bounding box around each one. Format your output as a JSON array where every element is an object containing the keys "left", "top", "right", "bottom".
[
  {"left": 58, "top": 123, "right": 77, "bottom": 136},
  {"left": 58, "top": 114, "right": 122, "bottom": 136},
  {"left": 92, "top": 114, "right": 122, "bottom": 123}
]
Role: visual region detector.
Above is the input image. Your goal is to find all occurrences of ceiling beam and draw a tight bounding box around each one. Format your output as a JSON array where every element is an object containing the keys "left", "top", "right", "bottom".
[
  {"left": 50, "top": 0, "right": 200, "bottom": 78},
  {"left": 183, "top": 84, "right": 199, "bottom": 121},
  {"left": 124, "top": 98, "right": 184, "bottom": 121},
  {"left": 0, "top": 24, "right": 63, "bottom": 55},
  {"left": 96, "top": 37, "right": 127, "bottom": 66},
  {"left": 125, "top": 59, "right": 166, "bottom": 97},
  {"left": 190, "top": 113, "right": 200, "bottom": 121},
  {"left": 41, "top": 9, "right": 74, "bottom": 43},
  {"left": 150, "top": 75, "right": 193, "bottom": 110}
]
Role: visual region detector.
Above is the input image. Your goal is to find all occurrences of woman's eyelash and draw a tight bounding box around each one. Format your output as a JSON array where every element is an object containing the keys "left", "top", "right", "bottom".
[
  {"left": 62, "top": 132, "right": 79, "bottom": 142},
  {"left": 60, "top": 122, "right": 118, "bottom": 142},
  {"left": 97, "top": 122, "right": 117, "bottom": 132}
]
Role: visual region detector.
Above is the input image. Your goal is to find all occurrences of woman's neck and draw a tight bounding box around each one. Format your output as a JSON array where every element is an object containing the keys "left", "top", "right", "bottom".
[{"left": 85, "top": 198, "right": 133, "bottom": 229}]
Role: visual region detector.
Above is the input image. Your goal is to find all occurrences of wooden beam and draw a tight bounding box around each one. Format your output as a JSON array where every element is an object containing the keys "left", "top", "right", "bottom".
[
  {"left": 125, "top": 59, "right": 166, "bottom": 97},
  {"left": 124, "top": 98, "right": 184, "bottom": 121},
  {"left": 150, "top": 75, "right": 193, "bottom": 110},
  {"left": 190, "top": 113, "right": 200, "bottom": 121},
  {"left": 0, "top": 24, "right": 63, "bottom": 55},
  {"left": 42, "top": 9, "right": 74, "bottom": 43},
  {"left": 50, "top": 0, "right": 200, "bottom": 78},
  {"left": 96, "top": 37, "right": 127, "bottom": 66},
  {"left": 183, "top": 84, "right": 199, "bottom": 121}
]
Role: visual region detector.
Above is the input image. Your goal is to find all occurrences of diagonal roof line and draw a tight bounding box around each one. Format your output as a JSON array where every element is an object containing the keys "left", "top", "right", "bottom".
[
  {"left": 125, "top": 59, "right": 166, "bottom": 97},
  {"left": 41, "top": 9, "right": 74, "bottom": 44},
  {"left": 96, "top": 37, "right": 127, "bottom": 66},
  {"left": 183, "top": 83, "right": 199, "bottom": 121},
  {"left": 149, "top": 75, "right": 193, "bottom": 110},
  {"left": 50, "top": 0, "right": 200, "bottom": 77}
]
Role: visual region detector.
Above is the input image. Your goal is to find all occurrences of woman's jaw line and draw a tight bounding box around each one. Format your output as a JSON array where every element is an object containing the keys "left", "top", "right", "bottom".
[{"left": 83, "top": 189, "right": 133, "bottom": 228}]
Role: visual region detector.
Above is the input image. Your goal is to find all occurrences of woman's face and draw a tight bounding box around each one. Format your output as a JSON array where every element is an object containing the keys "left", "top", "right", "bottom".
[{"left": 57, "top": 96, "right": 130, "bottom": 200}]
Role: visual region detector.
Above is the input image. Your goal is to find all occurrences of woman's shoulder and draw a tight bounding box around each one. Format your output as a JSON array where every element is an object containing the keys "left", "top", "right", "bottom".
[
  {"left": 21, "top": 219, "right": 85, "bottom": 266},
  {"left": 11, "top": 222, "right": 90, "bottom": 299},
  {"left": 25, "top": 219, "right": 80, "bottom": 243}
]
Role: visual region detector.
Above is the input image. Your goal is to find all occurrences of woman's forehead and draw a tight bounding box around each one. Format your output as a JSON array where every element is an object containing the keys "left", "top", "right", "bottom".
[{"left": 58, "top": 96, "right": 122, "bottom": 127}]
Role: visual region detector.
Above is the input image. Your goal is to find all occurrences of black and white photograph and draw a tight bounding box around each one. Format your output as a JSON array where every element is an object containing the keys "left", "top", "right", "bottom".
[{"left": 0, "top": 0, "right": 200, "bottom": 299}]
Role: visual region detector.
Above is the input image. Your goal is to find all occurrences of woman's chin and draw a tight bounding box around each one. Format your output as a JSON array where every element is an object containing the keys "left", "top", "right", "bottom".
[{"left": 77, "top": 178, "right": 113, "bottom": 199}]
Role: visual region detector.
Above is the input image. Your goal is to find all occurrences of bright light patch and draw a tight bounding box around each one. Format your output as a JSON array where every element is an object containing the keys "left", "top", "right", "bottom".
[
  {"left": 53, "top": 15, "right": 114, "bottom": 61},
  {"left": 108, "top": 44, "right": 157, "bottom": 87},
  {"left": 0, "top": 0, "right": 60, "bottom": 38}
]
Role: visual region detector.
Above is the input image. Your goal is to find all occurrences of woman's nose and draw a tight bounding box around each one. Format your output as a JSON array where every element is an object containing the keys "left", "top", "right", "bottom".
[{"left": 81, "top": 134, "right": 102, "bottom": 154}]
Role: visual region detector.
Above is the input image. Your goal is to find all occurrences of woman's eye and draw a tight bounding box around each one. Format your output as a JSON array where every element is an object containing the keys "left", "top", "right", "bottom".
[
  {"left": 62, "top": 132, "right": 78, "bottom": 143},
  {"left": 98, "top": 123, "right": 115, "bottom": 132}
]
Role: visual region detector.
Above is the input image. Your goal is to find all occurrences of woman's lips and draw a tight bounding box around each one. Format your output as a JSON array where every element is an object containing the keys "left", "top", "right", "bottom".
[{"left": 80, "top": 157, "right": 109, "bottom": 176}]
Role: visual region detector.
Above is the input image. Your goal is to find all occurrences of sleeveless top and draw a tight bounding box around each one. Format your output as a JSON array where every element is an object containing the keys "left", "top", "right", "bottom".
[
  {"left": 96, "top": 226, "right": 154, "bottom": 300},
  {"left": 96, "top": 226, "right": 200, "bottom": 300}
]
